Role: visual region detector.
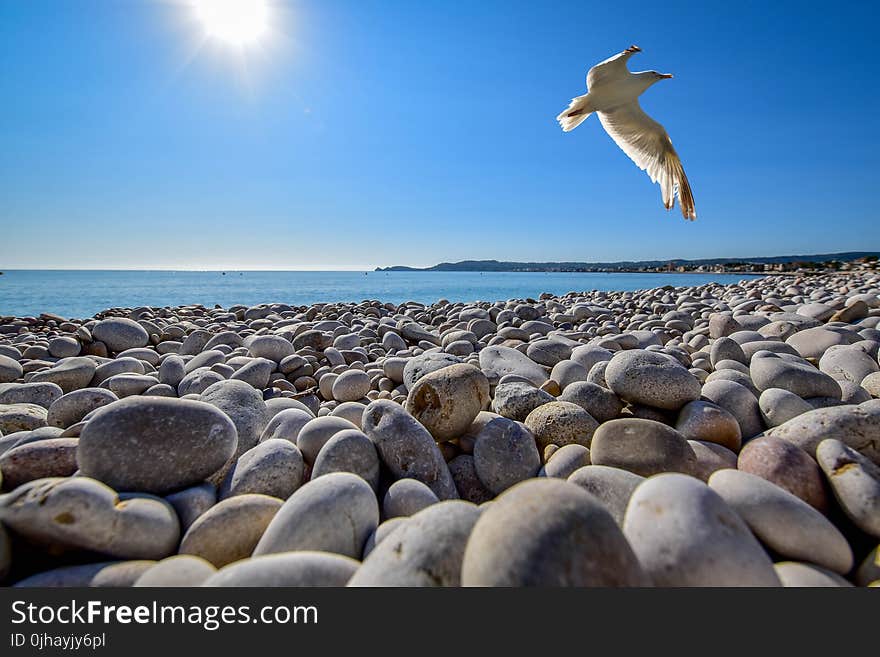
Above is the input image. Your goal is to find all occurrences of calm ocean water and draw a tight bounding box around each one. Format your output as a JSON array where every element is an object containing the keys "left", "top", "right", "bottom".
[{"left": 0, "top": 270, "right": 763, "bottom": 319}]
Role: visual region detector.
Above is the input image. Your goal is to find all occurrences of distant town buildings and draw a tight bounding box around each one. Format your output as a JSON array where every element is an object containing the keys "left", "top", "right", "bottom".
[
  {"left": 637, "top": 256, "right": 879, "bottom": 275},
  {"left": 552, "top": 256, "right": 879, "bottom": 275}
]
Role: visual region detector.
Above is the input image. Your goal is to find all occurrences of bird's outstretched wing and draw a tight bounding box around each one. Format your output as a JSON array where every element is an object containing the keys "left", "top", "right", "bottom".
[
  {"left": 587, "top": 45, "right": 641, "bottom": 89},
  {"left": 598, "top": 100, "right": 696, "bottom": 220}
]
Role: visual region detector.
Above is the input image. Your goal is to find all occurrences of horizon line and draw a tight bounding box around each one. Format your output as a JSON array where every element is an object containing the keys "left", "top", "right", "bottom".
[{"left": 0, "top": 267, "right": 383, "bottom": 273}]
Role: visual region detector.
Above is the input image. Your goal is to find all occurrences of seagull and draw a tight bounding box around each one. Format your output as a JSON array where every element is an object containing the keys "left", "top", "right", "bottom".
[{"left": 556, "top": 45, "right": 696, "bottom": 220}]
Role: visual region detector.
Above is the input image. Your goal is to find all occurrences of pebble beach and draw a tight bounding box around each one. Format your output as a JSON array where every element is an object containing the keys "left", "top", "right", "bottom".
[{"left": 0, "top": 272, "right": 879, "bottom": 587}]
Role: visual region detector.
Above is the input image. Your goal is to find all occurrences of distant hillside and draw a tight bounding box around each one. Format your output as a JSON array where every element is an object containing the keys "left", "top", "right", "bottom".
[{"left": 375, "top": 252, "right": 880, "bottom": 273}]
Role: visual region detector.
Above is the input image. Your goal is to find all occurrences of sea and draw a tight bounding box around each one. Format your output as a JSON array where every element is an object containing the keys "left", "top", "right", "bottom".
[{"left": 0, "top": 270, "right": 763, "bottom": 319}]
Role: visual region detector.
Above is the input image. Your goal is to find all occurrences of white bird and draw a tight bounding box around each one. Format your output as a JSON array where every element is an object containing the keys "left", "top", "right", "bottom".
[{"left": 557, "top": 45, "right": 696, "bottom": 220}]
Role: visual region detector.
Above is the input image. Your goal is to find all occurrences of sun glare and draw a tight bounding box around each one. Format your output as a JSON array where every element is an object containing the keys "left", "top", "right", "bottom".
[{"left": 193, "top": 0, "right": 270, "bottom": 46}]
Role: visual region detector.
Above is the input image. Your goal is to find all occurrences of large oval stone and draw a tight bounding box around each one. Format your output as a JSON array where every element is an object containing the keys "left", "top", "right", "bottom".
[
  {"left": 623, "top": 473, "right": 780, "bottom": 586},
  {"left": 30, "top": 357, "right": 96, "bottom": 394},
  {"left": 708, "top": 469, "right": 852, "bottom": 574},
  {"left": 219, "top": 439, "right": 305, "bottom": 500},
  {"left": 750, "top": 355, "right": 842, "bottom": 399},
  {"left": 0, "top": 437, "right": 79, "bottom": 489},
  {"left": 77, "top": 397, "right": 238, "bottom": 494},
  {"left": 478, "top": 346, "right": 548, "bottom": 387},
  {"left": 47, "top": 388, "right": 118, "bottom": 429},
  {"left": 737, "top": 435, "right": 828, "bottom": 511},
  {"left": 700, "top": 379, "right": 765, "bottom": 439},
  {"left": 0, "top": 477, "right": 179, "bottom": 560},
  {"left": 605, "top": 349, "right": 701, "bottom": 410},
  {"left": 92, "top": 318, "right": 149, "bottom": 353},
  {"left": 179, "top": 493, "right": 282, "bottom": 568},
  {"left": 523, "top": 401, "right": 598, "bottom": 453},
  {"left": 361, "top": 400, "right": 458, "bottom": 500},
  {"left": 589, "top": 418, "right": 697, "bottom": 477},
  {"left": 253, "top": 472, "right": 379, "bottom": 559},
  {"left": 461, "top": 478, "right": 649, "bottom": 586},
  {"left": 473, "top": 417, "right": 541, "bottom": 494},
  {"left": 311, "top": 429, "right": 380, "bottom": 490}
]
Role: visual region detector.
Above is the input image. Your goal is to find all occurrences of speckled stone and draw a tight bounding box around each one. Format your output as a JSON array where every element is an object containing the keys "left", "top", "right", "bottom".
[
  {"left": 134, "top": 555, "right": 217, "bottom": 587},
  {"left": 29, "top": 357, "right": 96, "bottom": 394},
  {"left": 0, "top": 403, "right": 48, "bottom": 434},
  {"left": 296, "top": 416, "right": 359, "bottom": 465},
  {"left": 0, "top": 437, "right": 79, "bottom": 489},
  {"left": 46, "top": 388, "right": 118, "bottom": 429},
  {"left": 0, "top": 356, "right": 23, "bottom": 384},
  {"left": 558, "top": 381, "right": 624, "bottom": 423},
  {"left": 92, "top": 318, "right": 149, "bottom": 353},
  {"left": 605, "top": 349, "right": 701, "bottom": 411},
  {"left": 700, "top": 379, "right": 765, "bottom": 439},
  {"left": 523, "top": 401, "right": 598, "bottom": 453},
  {"left": 758, "top": 388, "right": 813, "bottom": 428},
  {"left": 311, "top": 429, "right": 380, "bottom": 490},
  {"left": 750, "top": 355, "right": 842, "bottom": 399},
  {"left": 491, "top": 381, "right": 554, "bottom": 421},
  {"left": 446, "top": 455, "right": 493, "bottom": 504},
  {"left": 478, "top": 346, "right": 548, "bottom": 387},
  {"left": 219, "top": 439, "right": 305, "bottom": 501}
]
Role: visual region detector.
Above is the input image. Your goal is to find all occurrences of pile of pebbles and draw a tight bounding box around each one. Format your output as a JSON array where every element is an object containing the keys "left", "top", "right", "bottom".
[{"left": 1, "top": 272, "right": 879, "bottom": 587}]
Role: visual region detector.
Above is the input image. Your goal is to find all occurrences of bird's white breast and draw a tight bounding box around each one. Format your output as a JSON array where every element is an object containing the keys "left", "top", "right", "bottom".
[{"left": 588, "top": 75, "right": 650, "bottom": 112}]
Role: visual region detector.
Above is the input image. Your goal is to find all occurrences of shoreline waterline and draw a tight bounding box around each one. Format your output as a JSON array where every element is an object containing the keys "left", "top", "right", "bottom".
[{"left": 0, "top": 270, "right": 765, "bottom": 319}]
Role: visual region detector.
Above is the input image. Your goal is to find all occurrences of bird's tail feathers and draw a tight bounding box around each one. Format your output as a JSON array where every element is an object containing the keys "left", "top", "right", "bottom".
[{"left": 556, "top": 94, "right": 593, "bottom": 132}]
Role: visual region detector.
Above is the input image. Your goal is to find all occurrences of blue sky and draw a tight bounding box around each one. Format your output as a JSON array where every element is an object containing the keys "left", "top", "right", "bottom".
[{"left": 0, "top": 0, "right": 877, "bottom": 270}]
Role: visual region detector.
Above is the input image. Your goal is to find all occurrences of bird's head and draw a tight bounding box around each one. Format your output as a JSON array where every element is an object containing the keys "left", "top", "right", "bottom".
[
  {"left": 643, "top": 70, "right": 674, "bottom": 83},
  {"left": 633, "top": 70, "right": 674, "bottom": 93}
]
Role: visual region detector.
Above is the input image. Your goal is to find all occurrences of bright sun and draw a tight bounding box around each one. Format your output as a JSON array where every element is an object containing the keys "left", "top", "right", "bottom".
[{"left": 193, "top": 0, "right": 270, "bottom": 46}]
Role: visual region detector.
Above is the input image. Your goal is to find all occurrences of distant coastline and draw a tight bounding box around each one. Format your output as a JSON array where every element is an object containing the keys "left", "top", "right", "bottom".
[{"left": 375, "top": 252, "right": 880, "bottom": 275}]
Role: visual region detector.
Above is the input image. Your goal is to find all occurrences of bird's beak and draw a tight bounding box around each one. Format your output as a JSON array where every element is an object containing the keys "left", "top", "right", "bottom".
[{"left": 658, "top": 73, "right": 673, "bottom": 79}]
